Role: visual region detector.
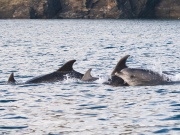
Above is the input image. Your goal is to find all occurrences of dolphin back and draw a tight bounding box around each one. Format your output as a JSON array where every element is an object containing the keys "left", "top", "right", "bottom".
[
  {"left": 57, "top": 60, "right": 76, "bottom": 72},
  {"left": 108, "top": 55, "right": 130, "bottom": 86},
  {"left": 111, "top": 55, "right": 130, "bottom": 76},
  {"left": 81, "top": 68, "right": 98, "bottom": 82},
  {"left": 7, "top": 73, "right": 16, "bottom": 84}
]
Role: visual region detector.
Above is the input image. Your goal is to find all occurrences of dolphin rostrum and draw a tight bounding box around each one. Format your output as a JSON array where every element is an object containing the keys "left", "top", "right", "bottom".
[
  {"left": 8, "top": 60, "right": 84, "bottom": 84},
  {"left": 115, "top": 68, "right": 171, "bottom": 86}
]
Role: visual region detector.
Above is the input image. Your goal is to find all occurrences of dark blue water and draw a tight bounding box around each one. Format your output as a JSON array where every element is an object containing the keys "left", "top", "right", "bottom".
[{"left": 0, "top": 20, "right": 180, "bottom": 134}]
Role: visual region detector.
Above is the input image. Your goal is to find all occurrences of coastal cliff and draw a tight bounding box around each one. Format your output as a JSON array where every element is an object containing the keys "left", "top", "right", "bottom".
[{"left": 0, "top": 0, "right": 179, "bottom": 19}]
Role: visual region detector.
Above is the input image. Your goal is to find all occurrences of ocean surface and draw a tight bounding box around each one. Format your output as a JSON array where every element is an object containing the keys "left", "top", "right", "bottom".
[{"left": 0, "top": 19, "right": 180, "bottom": 135}]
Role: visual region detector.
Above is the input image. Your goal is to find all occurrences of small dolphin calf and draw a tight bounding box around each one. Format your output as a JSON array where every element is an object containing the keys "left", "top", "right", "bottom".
[
  {"left": 8, "top": 60, "right": 83, "bottom": 84},
  {"left": 81, "top": 68, "right": 98, "bottom": 82},
  {"left": 115, "top": 68, "right": 171, "bottom": 86}
]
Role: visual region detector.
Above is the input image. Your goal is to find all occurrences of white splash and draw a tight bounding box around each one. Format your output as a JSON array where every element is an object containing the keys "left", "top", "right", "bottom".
[
  {"left": 95, "top": 75, "right": 109, "bottom": 84},
  {"left": 150, "top": 58, "right": 162, "bottom": 74},
  {"left": 147, "top": 58, "right": 180, "bottom": 82},
  {"left": 170, "top": 73, "right": 180, "bottom": 81},
  {"left": 62, "top": 74, "right": 77, "bottom": 84}
]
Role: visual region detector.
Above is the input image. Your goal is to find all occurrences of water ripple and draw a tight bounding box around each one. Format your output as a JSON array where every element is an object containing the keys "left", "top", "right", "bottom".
[
  {"left": 153, "top": 128, "right": 170, "bottom": 134},
  {"left": 0, "top": 100, "right": 17, "bottom": 103},
  {"left": 162, "top": 115, "right": 180, "bottom": 121},
  {"left": 87, "top": 105, "right": 107, "bottom": 110},
  {"left": 0, "top": 126, "right": 28, "bottom": 129},
  {"left": 3, "top": 116, "right": 28, "bottom": 119},
  {"left": 154, "top": 128, "right": 180, "bottom": 134},
  {"left": 171, "top": 103, "right": 180, "bottom": 106}
]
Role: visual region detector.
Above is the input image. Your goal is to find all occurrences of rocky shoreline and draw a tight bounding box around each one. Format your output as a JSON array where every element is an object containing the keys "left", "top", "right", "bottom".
[{"left": 0, "top": 0, "right": 180, "bottom": 19}]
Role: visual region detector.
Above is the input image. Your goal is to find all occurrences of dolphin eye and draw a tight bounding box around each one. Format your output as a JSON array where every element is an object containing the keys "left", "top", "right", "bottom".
[{"left": 130, "top": 75, "right": 134, "bottom": 78}]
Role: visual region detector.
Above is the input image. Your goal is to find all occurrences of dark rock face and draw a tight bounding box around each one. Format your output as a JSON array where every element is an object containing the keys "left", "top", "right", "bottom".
[
  {"left": 57, "top": 0, "right": 157, "bottom": 19},
  {"left": 84, "top": 0, "right": 120, "bottom": 19},
  {"left": 57, "top": 0, "right": 88, "bottom": 18},
  {"left": 116, "top": 0, "right": 149, "bottom": 18},
  {"left": 0, "top": 0, "right": 61, "bottom": 19},
  {"left": 155, "top": 0, "right": 180, "bottom": 19},
  {"left": 0, "top": 0, "right": 31, "bottom": 19},
  {"left": 30, "top": 0, "right": 61, "bottom": 19},
  {"left": 0, "top": 0, "right": 179, "bottom": 19}
]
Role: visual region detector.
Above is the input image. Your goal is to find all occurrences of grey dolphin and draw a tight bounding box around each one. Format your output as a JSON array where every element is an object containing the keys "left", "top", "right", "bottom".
[
  {"left": 107, "top": 55, "right": 130, "bottom": 86},
  {"left": 8, "top": 60, "right": 84, "bottom": 84},
  {"left": 8, "top": 73, "right": 16, "bottom": 84},
  {"left": 80, "top": 55, "right": 130, "bottom": 85},
  {"left": 81, "top": 68, "right": 98, "bottom": 82},
  {"left": 115, "top": 68, "right": 171, "bottom": 86}
]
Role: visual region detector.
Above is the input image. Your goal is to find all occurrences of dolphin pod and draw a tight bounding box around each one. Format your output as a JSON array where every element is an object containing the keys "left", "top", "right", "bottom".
[
  {"left": 7, "top": 55, "right": 129, "bottom": 85},
  {"left": 8, "top": 60, "right": 83, "bottom": 84},
  {"left": 7, "top": 55, "right": 178, "bottom": 86}
]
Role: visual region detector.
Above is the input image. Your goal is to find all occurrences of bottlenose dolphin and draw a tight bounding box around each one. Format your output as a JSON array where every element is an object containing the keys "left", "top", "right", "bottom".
[
  {"left": 8, "top": 72, "right": 16, "bottom": 84},
  {"left": 8, "top": 60, "right": 84, "bottom": 84},
  {"left": 81, "top": 68, "right": 98, "bottom": 82},
  {"left": 80, "top": 55, "right": 130, "bottom": 85},
  {"left": 115, "top": 68, "right": 171, "bottom": 86},
  {"left": 107, "top": 55, "right": 130, "bottom": 86}
]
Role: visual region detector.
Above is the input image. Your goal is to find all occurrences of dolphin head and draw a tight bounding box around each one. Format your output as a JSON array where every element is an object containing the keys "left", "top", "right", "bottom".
[{"left": 115, "top": 68, "right": 167, "bottom": 86}]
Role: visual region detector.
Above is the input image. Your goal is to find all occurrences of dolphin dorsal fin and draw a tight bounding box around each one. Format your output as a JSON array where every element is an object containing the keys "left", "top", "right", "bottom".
[
  {"left": 57, "top": 60, "right": 76, "bottom": 72},
  {"left": 8, "top": 73, "right": 16, "bottom": 84},
  {"left": 81, "top": 68, "right": 94, "bottom": 81},
  {"left": 111, "top": 55, "right": 130, "bottom": 75}
]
